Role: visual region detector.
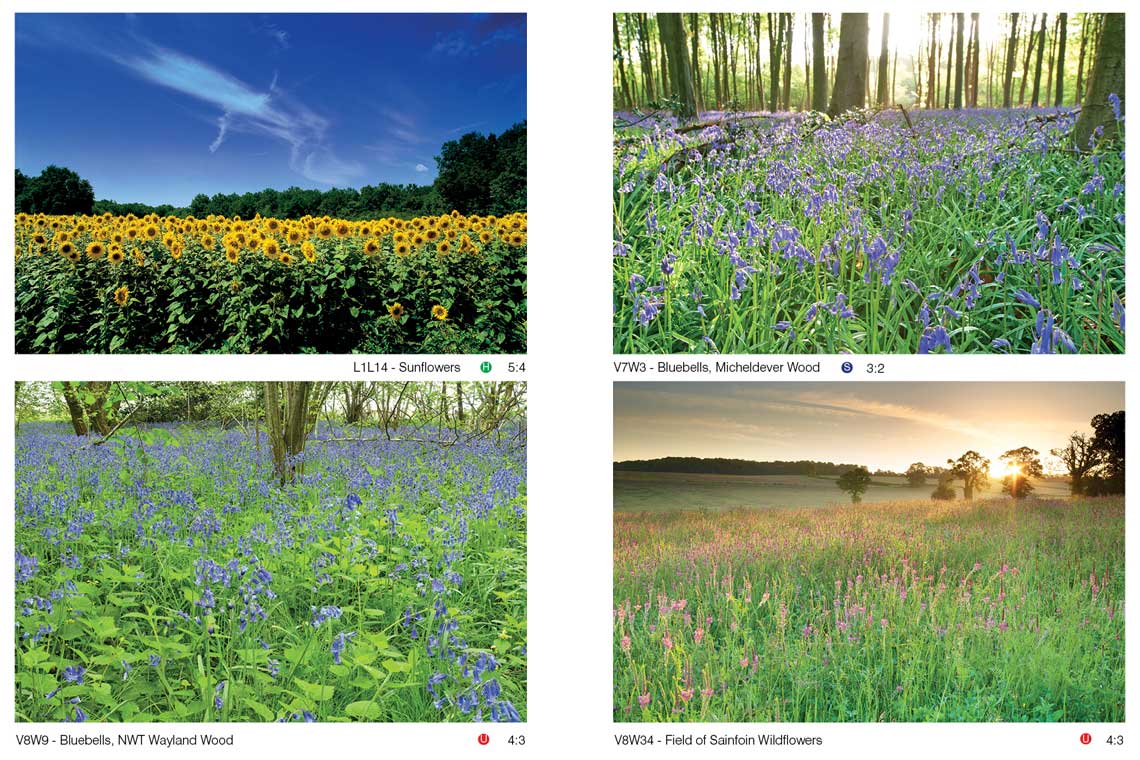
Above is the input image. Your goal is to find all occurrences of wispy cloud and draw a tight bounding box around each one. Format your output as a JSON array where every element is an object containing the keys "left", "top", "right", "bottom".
[
  {"left": 109, "top": 43, "right": 361, "bottom": 185},
  {"left": 415, "top": 163, "right": 429, "bottom": 173},
  {"left": 431, "top": 22, "right": 523, "bottom": 58}
]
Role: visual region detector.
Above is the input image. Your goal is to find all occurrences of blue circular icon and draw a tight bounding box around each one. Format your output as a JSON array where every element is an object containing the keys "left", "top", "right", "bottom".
[{"left": 841, "top": 362, "right": 854, "bottom": 374}]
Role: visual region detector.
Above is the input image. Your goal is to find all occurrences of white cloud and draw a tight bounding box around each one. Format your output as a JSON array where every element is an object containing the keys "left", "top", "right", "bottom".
[
  {"left": 415, "top": 163, "right": 429, "bottom": 173},
  {"left": 109, "top": 44, "right": 362, "bottom": 185}
]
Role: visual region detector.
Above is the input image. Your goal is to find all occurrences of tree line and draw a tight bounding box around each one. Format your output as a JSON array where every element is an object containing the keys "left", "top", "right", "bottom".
[
  {"left": 15, "top": 381, "right": 526, "bottom": 486},
  {"left": 835, "top": 410, "right": 1124, "bottom": 503},
  {"left": 613, "top": 456, "right": 868, "bottom": 476},
  {"left": 615, "top": 13, "right": 1123, "bottom": 146},
  {"left": 14, "top": 122, "right": 526, "bottom": 219}
]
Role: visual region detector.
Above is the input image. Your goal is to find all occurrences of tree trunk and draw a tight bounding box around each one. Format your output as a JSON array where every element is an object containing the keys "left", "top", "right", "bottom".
[
  {"left": 1045, "top": 15, "right": 1058, "bottom": 105},
  {"left": 1031, "top": 13, "right": 1047, "bottom": 107},
  {"left": 877, "top": 14, "right": 890, "bottom": 105},
  {"left": 1075, "top": 14, "right": 1089, "bottom": 105},
  {"left": 1020, "top": 14, "right": 1037, "bottom": 105},
  {"left": 953, "top": 13, "right": 965, "bottom": 109},
  {"left": 264, "top": 381, "right": 313, "bottom": 485},
  {"left": 1054, "top": 13, "right": 1068, "bottom": 106},
  {"left": 943, "top": 23, "right": 953, "bottom": 109},
  {"left": 659, "top": 13, "right": 697, "bottom": 117},
  {"left": 827, "top": 13, "right": 869, "bottom": 117},
  {"left": 657, "top": 18, "right": 669, "bottom": 98},
  {"left": 1003, "top": 13, "right": 1020, "bottom": 107},
  {"left": 768, "top": 13, "right": 784, "bottom": 112},
  {"left": 60, "top": 382, "right": 89, "bottom": 436},
  {"left": 811, "top": 13, "right": 828, "bottom": 111},
  {"left": 689, "top": 13, "right": 702, "bottom": 112},
  {"left": 782, "top": 13, "right": 793, "bottom": 110},
  {"left": 614, "top": 16, "right": 634, "bottom": 108},
  {"left": 711, "top": 14, "right": 722, "bottom": 107},
  {"left": 1074, "top": 13, "right": 1125, "bottom": 150},
  {"left": 637, "top": 14, "right": 655, "bottom": 103},
  {"left": 927, "top": 14, "right": 938, "bottom": 108}
]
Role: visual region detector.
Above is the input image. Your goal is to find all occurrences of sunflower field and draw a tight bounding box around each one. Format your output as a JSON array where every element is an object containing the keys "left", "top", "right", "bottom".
[{"left": 14, "top": 211, "right": 527, "bottom": 354}]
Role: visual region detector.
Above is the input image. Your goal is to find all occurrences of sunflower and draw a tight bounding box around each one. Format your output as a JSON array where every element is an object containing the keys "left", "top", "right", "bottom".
[
  {"left": 144, "top": 224, "right": 159, "bottom": 240},
  {"left": 334, "top": 221, "right": 351, "bottom": 238},
  {"left": 225, "top": 247, "right": 240, "bottom": 264},
  {"left": 263, "top": 239, "right": 280, "bottom": 259},
  {"left": 425, "top": 228, "right": 440, "bottom": 242},
  {"left": 431, "top": 304, "right": 448, "bottom": 321},
  {"left": 113, "top": 285, "right": 130, "bottom": 307},
  {"left": 479, "top": 230, "right": 493, "bottom": 244},
  {"left": 287, "top": 228, "right": 303, "bottom": 244},
  {"left": 364, "top": 238, "right": 381, "bottom": 255},
  {"left": 108, "top": 247, "right": 125, "bottom": 265},
  {"left": 86, "top": 241, "right": 105, "bottom": 258},
  {"left": 201, "top": 234, "right": 216, "bottom": 250},
  {"left": 412, "top": 233, "right": 426, "bottom": 247},
  {"left": 301, "top": 241, "right": 317, "bottom": 263},
  {"left": 265, "top": 218, "right": 281, "bottom": 233},
  {"left": 170, "top": 245, "right": 183, "bottom": 260},
  {"left": 395, "top": 242, "right": 411, "bottom": 257},
  {"left": 509, "top": 232, "right": 526, "bottom": 246},
  {"left": 387, "top": 302, "right": 405, "bottom": 320},
  {"left": 279, "top": 252, "right": 294, "bottom": 266},
  {"left": 437, "top": 240, "right": 451, "bottom": 254},
  {"left": 59, "top": 241, "right": 77, "bottom": 260},
  {"left": 316, "top": 222, "right": 333, "bottom": 239}
]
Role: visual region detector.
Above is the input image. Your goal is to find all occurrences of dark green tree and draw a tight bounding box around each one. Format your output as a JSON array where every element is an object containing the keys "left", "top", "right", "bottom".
[
  {"left": 836, "top": 466, "right": 872, "bottom": 504},
  {"left": 1000, "top": 447, "right": 1043, "bottom": 499},
  {"left": 18, "top": 165, "right": 95, "bottom": 214}
]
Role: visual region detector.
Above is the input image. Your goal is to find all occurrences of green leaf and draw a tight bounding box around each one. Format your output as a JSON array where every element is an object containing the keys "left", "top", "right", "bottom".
[
  {"left": 345, "top": 701, "right": 382, "bottom": 719},
  {"left": 293, "top": 677, "right": 335, "bottom": 701}
]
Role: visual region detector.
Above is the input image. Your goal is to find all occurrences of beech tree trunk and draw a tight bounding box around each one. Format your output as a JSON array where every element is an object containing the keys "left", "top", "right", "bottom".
[
  {"left": 828, "top": 13, "right": 869, "bottom": 117},
  {"left": 1074, "top": 13, "right": 1125, "bottom": 149},
  {"left": 811, "top": 13, "right": 828, "bottom": 111}
]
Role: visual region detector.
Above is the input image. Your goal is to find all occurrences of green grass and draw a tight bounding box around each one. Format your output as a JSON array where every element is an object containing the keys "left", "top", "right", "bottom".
[{"left": 614, "top": 497, "right": 1124, "bottom": 721}]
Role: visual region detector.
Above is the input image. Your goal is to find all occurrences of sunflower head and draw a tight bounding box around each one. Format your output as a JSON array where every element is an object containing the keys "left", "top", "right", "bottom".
[
  {"left": 225, "top": 247, "right": 240, "bottom": 264},
  {"left": 108, "top": 248, "right": 125, "bottom": 265},
  {"left": 279, "top": 252, "right": 294, "bottom": 266},
  {"left": 431, "top": 304, "right": 448, "bottom": 321},
  {"left": 113, "top": 285, "right": 130, "bottom": 307},
  {"left": 263, "top": 239, "right": 281, "bottom": 259},
  {"left": 387, "top": 302, "right": 405, "bottom": 320},
  {"left": 364, "top": 238, "right": 381, "bottom": 255},
  {"left": 301, "top": 241, "right": 317, "bottom": 263}
]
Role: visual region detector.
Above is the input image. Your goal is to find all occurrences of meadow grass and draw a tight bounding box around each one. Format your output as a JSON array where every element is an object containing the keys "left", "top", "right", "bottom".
[
  {"left": 614, "top": 471, "right": 1070, "bottom": 511},
  {"left": 15, "top": 423, "right": 526, "bottom": 722},
  {"left": 614, "top": 497, "right": 1123, "bottom": 721},
  {"left": 613, "top": 108, "right": 1124, "bottom": 354}
]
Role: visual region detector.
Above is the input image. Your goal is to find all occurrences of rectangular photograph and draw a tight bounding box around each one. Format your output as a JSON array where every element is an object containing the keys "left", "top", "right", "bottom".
[
  {"left": 15, "top": 382, "right": 526, "bottom": 722},
  {"left": 15, "top": 14, "right": 527, "bottom": 354},
  {"left": 613, "top": 13, "right": 1124, "bottom": 354},
  {"left": 613, "top": 382, "right": 1123, "bottom": 721}
]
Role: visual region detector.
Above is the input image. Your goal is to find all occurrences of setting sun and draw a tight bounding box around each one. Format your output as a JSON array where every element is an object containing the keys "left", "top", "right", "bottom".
[{"left": 989, "top": 460, "right": 1022, "bottom": 479}]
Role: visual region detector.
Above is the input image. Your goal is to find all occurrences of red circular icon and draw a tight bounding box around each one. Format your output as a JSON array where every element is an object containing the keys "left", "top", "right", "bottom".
[
  {"left": 1080, "top": 733, "right": 1093, "bottom": 745},
  {"left": 478, "top": 734, "right": 490, "bottom": 746}
]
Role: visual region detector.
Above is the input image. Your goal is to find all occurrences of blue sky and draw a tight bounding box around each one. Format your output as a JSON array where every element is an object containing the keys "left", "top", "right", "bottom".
[{"left": 16, "top": 13, "right": 526, "bottom": 206}]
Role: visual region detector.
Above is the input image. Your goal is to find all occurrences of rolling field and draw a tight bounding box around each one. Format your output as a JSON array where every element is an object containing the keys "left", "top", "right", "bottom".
[{"left": 614, "top": 470, "right": 1070, "bottom": 511}]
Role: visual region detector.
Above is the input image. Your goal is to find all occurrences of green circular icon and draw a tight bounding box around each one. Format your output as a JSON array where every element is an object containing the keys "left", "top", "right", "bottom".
[{"left": 480, "top": 361, "right": 492, "bottom": 373}]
